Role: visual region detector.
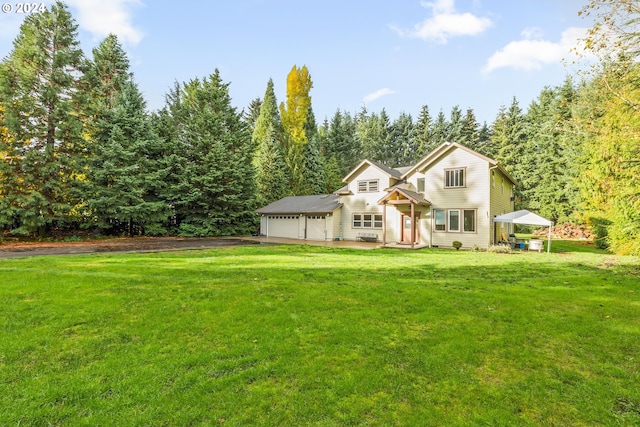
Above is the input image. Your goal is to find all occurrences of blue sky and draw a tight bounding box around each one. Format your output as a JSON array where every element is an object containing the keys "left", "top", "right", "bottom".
[{"left": 0, "top": 0, "right": 593, "bottom": 124}]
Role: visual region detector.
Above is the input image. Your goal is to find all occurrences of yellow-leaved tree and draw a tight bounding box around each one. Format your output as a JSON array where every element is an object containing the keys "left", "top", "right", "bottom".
[{"left": 279, "top": 65, "right": 313, "bottom": 194}]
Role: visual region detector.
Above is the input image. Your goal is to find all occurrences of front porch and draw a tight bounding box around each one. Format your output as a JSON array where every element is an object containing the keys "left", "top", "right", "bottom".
[{"left": 378, "top": 187, "right": 431, "bottom": 249}]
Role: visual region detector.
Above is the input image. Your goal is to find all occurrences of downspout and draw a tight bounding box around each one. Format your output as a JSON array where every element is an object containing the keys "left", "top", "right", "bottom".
[{"left": 429, "top": 206, "right": 433, "bottom": 248}]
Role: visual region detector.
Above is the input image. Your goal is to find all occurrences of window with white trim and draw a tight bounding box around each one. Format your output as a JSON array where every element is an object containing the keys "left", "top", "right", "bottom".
[
  {"left": 357, "top": 180, "right": 379, "bottom": 192},
  {"left": 417, "top": 177, "right": 425, "bottom": 193},
  {"left": 352, "top": 213, "right": 383, "bottom": 229},
  {"left": 445, "top": 168, "right": 465, "bottom": 188},
  {"left": 433, "top": 209, "right": 477, "bottom": 233}
]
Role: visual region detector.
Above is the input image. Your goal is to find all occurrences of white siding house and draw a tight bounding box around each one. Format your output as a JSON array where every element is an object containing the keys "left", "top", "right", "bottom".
[{"left": 257, "top": 142, "right": 517, "bottom": 249}]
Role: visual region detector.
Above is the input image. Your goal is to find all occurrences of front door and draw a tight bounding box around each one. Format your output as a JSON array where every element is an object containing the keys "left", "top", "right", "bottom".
[{"left": 402, "top": 214, "right": 420, "bottom": 244}]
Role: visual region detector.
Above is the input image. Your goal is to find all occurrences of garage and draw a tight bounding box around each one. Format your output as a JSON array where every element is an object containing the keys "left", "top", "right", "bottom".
[
  {"left": 263, "top": 215, "right": 300, "bottom": 239},
  {"left": 257, "top": 194, "right": 342, "bottom": 241},
  {"left": 305, "top": 215, "right": 326, "bottom": 240}
]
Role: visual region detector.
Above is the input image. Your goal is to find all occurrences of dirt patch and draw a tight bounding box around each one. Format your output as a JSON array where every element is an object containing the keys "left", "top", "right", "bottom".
[{"left": 0, "top": 236, "right": 259, "bottom": 259}]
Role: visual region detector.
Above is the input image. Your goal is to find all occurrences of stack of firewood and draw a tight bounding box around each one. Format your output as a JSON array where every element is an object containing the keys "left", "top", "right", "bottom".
[{"left": 532, "top": 223, "right": 593, "bottom": 239}]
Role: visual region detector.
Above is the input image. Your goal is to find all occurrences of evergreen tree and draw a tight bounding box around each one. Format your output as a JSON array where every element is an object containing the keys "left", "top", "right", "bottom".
[
  {"left": 370, "top": 109, "right": 392, "bottom": 164},
  {"left": 388, "top": 112, "right": 415, "bottom": 166},
  {"left": 254, "top": 124, "right": 289, "bottom": 205},
  {"left": 414, "top": 104, "right": 434, "bottom": 157},
  {"left": 431, "top": 110, "right": 449, "bottom": 146},
  {"left": 0, "top": 1, "right": 86, "bottom": 236},
  {"left": 252, "top": 78, "right": 288, "bottom": 202},
  {"left": 83, "top": 33, "right": 131, "bottom": 113},
  {"left": 300, "top": 107, "right": 326, "bottom": 195},
  {"left": 243, "top": 97, "right": 262, "bottom": 131},
  {"left": 460, "top": 108, "right": 480, "bottom": 149},
  {"left": 323, "top": 109, "right": 359, "bottom": 177},
  {"left": 85, "top": 81, "right": 169, "bottom": 236},
  {"left": 446, "top": 105, "right": 464, "bottom": 143},
  {"left": 475, "top": 122, "right": 493, "bottom": 157},
  {"left": 160, "top": 71, "right": 257, "bottom": 236},
  {"left": 521, "top": 86, "right": 571, "bottom": 223},
  {"left": 252, "top": 79, "right": 282, "bottom": 147},
  {"left": 355, "top": 106, "right": 376, "bottom": 160},
  {"left": 490, "top": 97, "right": 527, "bottom": 203}
]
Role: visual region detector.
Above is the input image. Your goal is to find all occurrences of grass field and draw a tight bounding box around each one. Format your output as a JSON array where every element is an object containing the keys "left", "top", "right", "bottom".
[{"left": 1, "top": 241, "right": 639, "bottom": 426}]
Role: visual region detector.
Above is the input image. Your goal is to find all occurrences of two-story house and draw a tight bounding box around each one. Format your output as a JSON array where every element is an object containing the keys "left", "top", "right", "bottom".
[{"left": 256, "top": 142, "right": 517, "bottom": 249}]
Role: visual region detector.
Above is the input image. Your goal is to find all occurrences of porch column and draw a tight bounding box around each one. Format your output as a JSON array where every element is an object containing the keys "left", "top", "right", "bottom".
[
  {"left": 382, "top": 202, "right": 387, "bottom": 246},
  {"left": 410, "top": 202, "right": 415, "bottom": 249}
]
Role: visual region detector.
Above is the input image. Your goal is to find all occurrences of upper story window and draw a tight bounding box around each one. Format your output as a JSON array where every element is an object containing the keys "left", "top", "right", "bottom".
[
  {"left": 445, "top": 168, "right": 465, "bottom": 188},
  {"left": 417, "top": 178, "right": 425, "bottom": 193},
  {"left": 358, "top": 179, "right": 379, "bottom": 192}
]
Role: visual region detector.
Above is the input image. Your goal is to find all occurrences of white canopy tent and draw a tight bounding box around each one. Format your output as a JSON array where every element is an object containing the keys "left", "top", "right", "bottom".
[{"left": 493, "top": 210, "right": 554, "bottom": 253}]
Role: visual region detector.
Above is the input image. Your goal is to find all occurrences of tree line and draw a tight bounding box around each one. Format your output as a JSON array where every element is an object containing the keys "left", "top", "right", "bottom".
[{"left": 0, "top": 1, "right": 638, "bottom": 256}]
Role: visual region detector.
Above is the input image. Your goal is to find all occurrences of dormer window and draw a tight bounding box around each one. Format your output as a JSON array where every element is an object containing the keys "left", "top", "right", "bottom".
[
  {"left": 445, "top": 168, "right": 465, "bottom": 188},
  {"left": 358, "top": 179, "right": 379, "bottom": 192}
]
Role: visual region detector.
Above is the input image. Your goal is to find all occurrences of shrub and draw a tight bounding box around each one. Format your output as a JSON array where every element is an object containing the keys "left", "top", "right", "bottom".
[
  {"left": 452, "top": 241, "right": 462, "bottom": 250},
  {"left": 487, "top": 244, "right": 512, "bottom": 254}
]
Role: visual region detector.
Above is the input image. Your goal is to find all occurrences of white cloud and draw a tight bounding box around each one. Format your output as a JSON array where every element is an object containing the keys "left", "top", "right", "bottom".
[
  {"left": 483, "top": 27, "right": 588, "bottom": 73},
  {"left": 66, "top": 0, "right": 144, "bottom": 46},
  {"left": 391, "top": 0, "right": 493, "bottom": 44},
  {"left": 363, "top": 88, "right": 396, "bottom": 104}
]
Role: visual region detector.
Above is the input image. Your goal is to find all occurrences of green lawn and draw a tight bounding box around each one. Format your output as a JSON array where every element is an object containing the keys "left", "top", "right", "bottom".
[{"left": 1, "top": 242, "right": 639, "bottom": 426}]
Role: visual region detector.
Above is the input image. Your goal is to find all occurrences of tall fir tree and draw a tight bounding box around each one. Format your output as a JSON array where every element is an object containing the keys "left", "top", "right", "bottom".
[
  {"left": 323, "top": 109, "right": 359, "bottom": 179},
  {"left": 431, "top": 110, "right": 449, "bottom": 146},
  {"left": 521, "top": 86, "right": 571, "bottom": 223},
  {"left": 0, "top": 1, "right": 86, "bottom": 236},
  {"left": 300, "top": 107, "right": 326, "bottom": 195},
  {"left": 490, "top": 97, "right": 527, "bottom": 203},
  {"left": 252, "top": 78, "right": 289, "bottom": 202},
  {"left": 370, "top": 109, "right": 392, "bottom": 164},
  {"left": 252, "top": 78, "right": 282, "bottom": 147},
  {"left": 159, "top": 71, "right": 257, "bottom": 236},
  {"left": 388, "top": 112, "right": 416, "bottom": 166},
  {"left": 85, "top": 80, "right": 169, "bottom": 236},
  {"left": 254, "top": 124, "right": 289, "bottom": 206},
  {"left": 243, "top": 97, "right": 262, "bottom": 131},
  {"left": 446, "top": 105, "right": 464, "bottom": 143},
  {"left": 414, "top": 104, "right": 434, "bottom": 157},
  {"left": 460, "top": 108, "right": 480, "bottom": 149}
]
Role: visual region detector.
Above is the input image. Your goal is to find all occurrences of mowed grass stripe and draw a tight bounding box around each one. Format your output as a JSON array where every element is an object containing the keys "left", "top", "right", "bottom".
[{"left": 0, "top": 244, "right": 639, "bottom": 426}]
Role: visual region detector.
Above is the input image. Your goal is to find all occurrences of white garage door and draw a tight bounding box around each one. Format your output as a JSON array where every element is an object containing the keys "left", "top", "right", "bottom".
[
  {"left": 306, "top": 215, "right": 326, "bottom": 241},
  {"left": 266, "top": 216, "right": 300, "bottom": 239}
]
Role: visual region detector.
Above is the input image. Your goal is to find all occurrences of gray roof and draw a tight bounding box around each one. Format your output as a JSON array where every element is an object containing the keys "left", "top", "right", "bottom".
[
  {"left": 256, "top": 194, "right": 342, "bottom": 215},
  {"left": 367, "top": 159, "right": 404, "bottom": 178}
]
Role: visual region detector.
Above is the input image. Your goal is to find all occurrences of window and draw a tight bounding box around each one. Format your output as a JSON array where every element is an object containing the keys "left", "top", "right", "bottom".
[
  {"left": 433, "top": 209, "right": 477, "bottom": 233},
  {"left": 358, "top": 180, "right": 379, "bottom": 192},
  {"left": 463, "top": 209, "right": 476, "bottom": 232},
  {"left": 501, "top": 178, "right": 505, "bottom": 194},
  {"left": 445, "top": 168, "right": 465, "bottom": 188},
  {"left": 434, "top": 209, "right": 446, "bottom": 231},
  {"left": 353, "top": 213, "right": 383, "bottom": 229},
  {"left": 448, "top": 210, "right": 460, "bottom": 232},
  {"left": 417, "top": 177, "right": 425, "bottom": 193}
]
